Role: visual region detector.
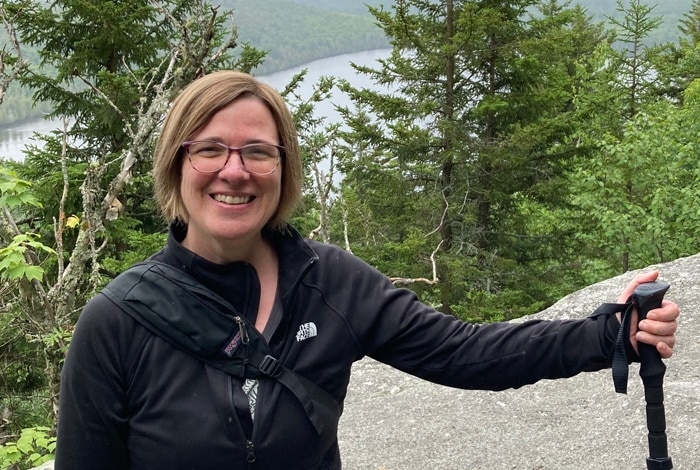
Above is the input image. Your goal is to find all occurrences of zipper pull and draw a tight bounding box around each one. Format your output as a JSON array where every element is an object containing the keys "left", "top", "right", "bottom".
[
  {"left": 245, "top": 439, "right": 256, "bottom": 462},
  {"left": 235, "top": 316, "right": 250, "bottom": 345}
]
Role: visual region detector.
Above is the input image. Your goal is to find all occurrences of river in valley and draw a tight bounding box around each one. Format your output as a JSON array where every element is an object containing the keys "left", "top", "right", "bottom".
[{"left": 0, "top": 48, "right": 391, "bottom": 162}]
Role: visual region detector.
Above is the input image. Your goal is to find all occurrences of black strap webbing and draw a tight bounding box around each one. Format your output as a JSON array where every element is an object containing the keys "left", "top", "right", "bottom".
[
  {"left": 590, "top": 300, "right": 636, "bottom": 394},
  {"left": 101, "top": 261, "right": 339, "bottom": 435},
  {"left": 247, "top": 348, "right": 338, "bottom": 433}
]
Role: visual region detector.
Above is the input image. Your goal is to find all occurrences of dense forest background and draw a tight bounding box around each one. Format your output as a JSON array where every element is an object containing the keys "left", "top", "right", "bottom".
[
  {"left": 1, "top": 0, "right": 700, "bottom": 467},
  {"left": 0, "top": 0, "right": 695, "bottom": 124}
]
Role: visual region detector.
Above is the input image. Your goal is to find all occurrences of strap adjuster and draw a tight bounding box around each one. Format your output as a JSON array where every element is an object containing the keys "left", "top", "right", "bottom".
[{"left": 259, "top": 354, "right": 281, "bottom": 377}]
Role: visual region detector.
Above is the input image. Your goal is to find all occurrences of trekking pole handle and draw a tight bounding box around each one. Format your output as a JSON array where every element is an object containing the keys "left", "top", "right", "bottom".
[
  {"left": 633, "top": 281, "right": 673, "bottom": 470},
  {"left": 635, "top": 282, "right": 670, "bottom": 370}
]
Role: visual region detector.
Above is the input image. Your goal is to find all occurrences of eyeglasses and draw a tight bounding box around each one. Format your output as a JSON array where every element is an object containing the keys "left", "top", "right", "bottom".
[{"left": 182, "top": 140, "right": 284, "bottom": 175}]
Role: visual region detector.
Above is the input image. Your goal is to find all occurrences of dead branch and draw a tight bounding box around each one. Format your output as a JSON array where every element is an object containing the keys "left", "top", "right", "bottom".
[
  {"left": 342, "top": 206, "right": 352, "bottom": 253},
  {"left": 389, "top": 239, "right": 443, "bottom": 286},
  {"left": 54, "top": 119, "right": 70, "bottom": 282},
  {"left": 0, "top": 3, "right": 29, "bottom": 107},
  {"left": 388, "top": 190, "right": 449, "bottom": 286}
]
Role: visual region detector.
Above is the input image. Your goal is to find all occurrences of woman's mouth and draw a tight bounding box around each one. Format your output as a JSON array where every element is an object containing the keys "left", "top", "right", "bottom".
[{"left": 213, "top": 194, "right": 253, "bottom": 205}]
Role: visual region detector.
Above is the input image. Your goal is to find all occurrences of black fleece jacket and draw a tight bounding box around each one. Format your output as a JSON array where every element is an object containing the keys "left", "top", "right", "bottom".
[{"left": 55, "top": 224, "right": 621, "bottom": 469}]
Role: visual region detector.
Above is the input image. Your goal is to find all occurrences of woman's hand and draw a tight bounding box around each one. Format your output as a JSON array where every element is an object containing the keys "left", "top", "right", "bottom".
[{"left": 616, "top": 271, "right": 679, "bottom": 359}]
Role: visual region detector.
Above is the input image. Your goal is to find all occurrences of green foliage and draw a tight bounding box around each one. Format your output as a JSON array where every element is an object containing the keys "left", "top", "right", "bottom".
[
  {"left": 0, "top": 167, "right": 58, "bottom": 440},
  {"left": 0, "top": 426, "right": 56, "bottom": 470},
  {"left": 570, "top": 89, "right": 700, "bottom": 269},
  {"left": 0, "top": 234, "right": 53, "bottom": 282},
  {"left": 0, "top": 317, "right": 47, "bottom": 396},
  {"left": 0, "top": 160, "right": 53, "bottom": 440},
  {"left": 0, "top": 394, "right": 52, "bottom": 436},
  {"left": 0, "top": 311, "right": 63, "bottom": 449},
  {"left": 101, "top": 225, "right": 168, "bottom": 276},
  {"left": 564, "top": 0, "right": 700, "bottom": 274},
  {"left": 0, "top": 166, "right": 55, "bottom": 282},
  {"left": 0, "top": 166, "right": 42, "bottom": 209}
]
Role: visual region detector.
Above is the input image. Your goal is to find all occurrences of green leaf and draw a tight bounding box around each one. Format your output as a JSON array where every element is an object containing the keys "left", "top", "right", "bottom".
[{"left": 23, "top": 266, "right": 46, "bottom": 282}]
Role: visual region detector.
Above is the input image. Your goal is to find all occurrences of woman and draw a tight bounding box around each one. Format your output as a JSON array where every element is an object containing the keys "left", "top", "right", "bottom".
[{"left": 55, "top": 71, "right": 679, "bottom": 469}]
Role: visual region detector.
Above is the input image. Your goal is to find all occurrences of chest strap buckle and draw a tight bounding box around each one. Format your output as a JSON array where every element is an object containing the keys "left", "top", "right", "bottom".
[{"left": 259, "top": 354, "right": 281, "bottom": 377}]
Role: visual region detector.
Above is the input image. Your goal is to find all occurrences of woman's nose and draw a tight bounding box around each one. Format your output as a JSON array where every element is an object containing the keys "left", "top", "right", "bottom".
[{"left": 219, "top": 149, "right": 249, "bottom": 175}]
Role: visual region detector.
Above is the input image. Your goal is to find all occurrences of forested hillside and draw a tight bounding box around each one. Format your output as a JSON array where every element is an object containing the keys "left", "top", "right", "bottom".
[
  {"left": 0, "top": 0, "right": 694, "bottom": 125},
  {"left": 293, "top": 0, "right": 694, "bottom": 40},
  {"left": 0, "top": 0, "right": 388, "bottom": 125},
  {"left": 226, "top": 0, "right": 388, "bottom": 74},
  {"left": 289, "top": 0, "right": 388, "bottom": 15}
]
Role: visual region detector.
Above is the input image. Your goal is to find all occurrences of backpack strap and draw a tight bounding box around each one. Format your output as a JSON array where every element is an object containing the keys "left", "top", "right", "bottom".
[{"left": 101, "top": 260, "right": 339, "bottom": 434}]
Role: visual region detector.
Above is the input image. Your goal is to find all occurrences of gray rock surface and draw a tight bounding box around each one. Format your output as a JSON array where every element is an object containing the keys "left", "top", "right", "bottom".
[
  {"left": 32, "top": 255, "right": 699, "bottom": 470},
  {"left": 338, "top": 254, "right": 699, "bottom": 469}
]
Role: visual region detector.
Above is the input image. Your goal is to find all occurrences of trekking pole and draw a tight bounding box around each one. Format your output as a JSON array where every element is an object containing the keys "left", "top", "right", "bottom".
[{"left": 633, "top": 282, "right": 672, "bottom": 470}]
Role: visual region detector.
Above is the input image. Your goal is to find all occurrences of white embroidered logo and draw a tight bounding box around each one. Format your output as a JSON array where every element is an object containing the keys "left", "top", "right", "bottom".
[{"left": 295, "top": 322, "right": 318, "bottom": 342}]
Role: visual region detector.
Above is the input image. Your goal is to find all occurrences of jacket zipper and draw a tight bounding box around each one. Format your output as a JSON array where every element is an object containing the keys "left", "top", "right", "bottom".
[{"left": 228, "top": 376, "right": 256, "bottom": 465}]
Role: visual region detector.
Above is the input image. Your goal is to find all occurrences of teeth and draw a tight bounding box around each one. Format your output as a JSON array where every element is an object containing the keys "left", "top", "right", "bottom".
[{"left": 214, "top": 194, "right": 251, "bottom": 205}]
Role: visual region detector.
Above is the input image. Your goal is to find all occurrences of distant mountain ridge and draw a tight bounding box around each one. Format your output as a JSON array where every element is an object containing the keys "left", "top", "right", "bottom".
[
  {"left": 231, "top": 0, "right": 695, "bottom": 74},
  {"left": 1, "top": 0, "right": 695, "bottom": 125},
  {"left": 288, "top": 0, "right": 695, "bottom": 43},
  {"left": 221, "top": 0, "right": 389, "bottom": 74}
]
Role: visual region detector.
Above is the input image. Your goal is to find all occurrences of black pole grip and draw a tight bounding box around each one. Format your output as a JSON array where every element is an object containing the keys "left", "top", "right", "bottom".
[{"left": 633, "top": 281, "right": 672, "bottom": 470}]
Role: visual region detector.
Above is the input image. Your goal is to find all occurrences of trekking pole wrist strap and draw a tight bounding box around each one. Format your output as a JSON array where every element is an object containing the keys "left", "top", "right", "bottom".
[{"left": 590, "top": 299, "right": 638, "bottom": 394}]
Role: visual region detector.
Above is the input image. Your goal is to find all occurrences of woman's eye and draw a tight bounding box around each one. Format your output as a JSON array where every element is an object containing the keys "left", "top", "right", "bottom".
[
  {"left": 243, "top": 145, "right": 274, "bottom": 159},
  {"left": 195, "top": 144, "right": 224, "bottom": 155}
]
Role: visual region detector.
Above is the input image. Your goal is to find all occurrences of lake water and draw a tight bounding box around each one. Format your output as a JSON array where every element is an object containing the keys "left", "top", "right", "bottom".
[{"left": 0, "top": 49, "right": 391, "bottom": 162}]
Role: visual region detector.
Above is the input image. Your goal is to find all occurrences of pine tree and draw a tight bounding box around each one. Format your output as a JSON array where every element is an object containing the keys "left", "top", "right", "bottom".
[{"left": 338, "top": 0, "right": 605, "bottom": 318}]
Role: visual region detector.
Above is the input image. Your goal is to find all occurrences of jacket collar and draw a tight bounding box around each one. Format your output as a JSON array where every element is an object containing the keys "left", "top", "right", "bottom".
[
  {"left": 265, "top": 224, "right": 319, "bottom": 305},
  {"left": 157, "top": 222, "right": 260, "bottom": 320},
  {"left": 156, "top": 222, "right": 319, "bottom": 315}
]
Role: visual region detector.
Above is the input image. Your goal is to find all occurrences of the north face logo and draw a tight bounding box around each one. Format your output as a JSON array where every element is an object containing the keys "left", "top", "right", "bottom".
[{"left": 295, "top": 322, "right": 318, "bottom": 342}]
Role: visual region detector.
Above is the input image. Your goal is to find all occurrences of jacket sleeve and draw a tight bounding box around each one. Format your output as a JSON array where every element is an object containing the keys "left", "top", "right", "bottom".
[
  {"left": 54, "top": 294, "right": 135, "bottom": 469},
  {"left": 370, "top": 298, "right": 619, "bottom": 390},
  {"left": 327, "top": 248, "right": 621, "bottom": 391}
]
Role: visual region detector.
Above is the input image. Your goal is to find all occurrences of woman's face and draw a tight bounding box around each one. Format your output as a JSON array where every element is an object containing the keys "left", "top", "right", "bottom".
[{"left": 179, "top": 96, "right": 282, "bottom": 262}]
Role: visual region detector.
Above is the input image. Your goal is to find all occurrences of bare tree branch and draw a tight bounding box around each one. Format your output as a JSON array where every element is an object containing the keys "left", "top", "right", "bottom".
[
  {"left": 389, "top": 240, "right": 442, "bottom": 286},
  {"left": 342, "top": 206, "right": 352, "bottom": 253},
  {"left": 0, "top": 2, "right": 29, "bottom": 107},
  {"left": 54, "top": 119, "right": 70, "bottom": 283}
]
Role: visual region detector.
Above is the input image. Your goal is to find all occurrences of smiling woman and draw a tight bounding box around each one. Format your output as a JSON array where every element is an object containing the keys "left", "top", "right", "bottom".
[
  {"left": 52, "top": 68, "right": 679, "bottom": 470},
  {"left": 175, "top": 95, "right": 287, "bottom": 266}
]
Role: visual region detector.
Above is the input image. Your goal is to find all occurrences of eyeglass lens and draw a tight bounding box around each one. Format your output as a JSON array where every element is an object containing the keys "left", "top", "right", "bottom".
[{"left": 184, "top": 141, "right": 281, "bottom": 174}]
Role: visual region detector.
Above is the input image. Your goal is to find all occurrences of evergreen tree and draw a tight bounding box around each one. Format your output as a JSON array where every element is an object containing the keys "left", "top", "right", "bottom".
[
  {"left": 652, "top": 0, "right": 700, "bottom": 102},
  {"left": 338, "top": 0, "right": 605, "bottom": 318},
  {"left": 679, "top": 0, "right": 700, "bottom": 41}
]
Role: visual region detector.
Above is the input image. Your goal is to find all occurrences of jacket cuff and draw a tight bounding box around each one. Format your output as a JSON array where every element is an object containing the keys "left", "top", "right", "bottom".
[{"left": 590, "top": 302, "right": 639, "bottom": 364}]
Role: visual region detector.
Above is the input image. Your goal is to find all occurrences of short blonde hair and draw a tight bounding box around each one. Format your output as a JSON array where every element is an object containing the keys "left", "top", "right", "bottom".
[{"left": 153, "top": 71, "right": 302, "bottom": 230}]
